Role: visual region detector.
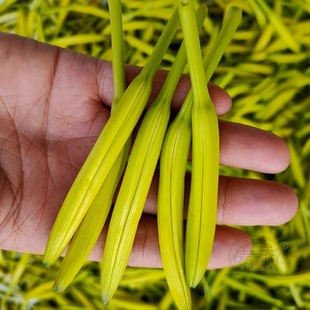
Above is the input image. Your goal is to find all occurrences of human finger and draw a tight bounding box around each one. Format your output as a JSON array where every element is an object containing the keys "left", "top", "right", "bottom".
[
  {"left": 88, "top": 215, "right": 251, "bottom": 269},
  {"left": 144, "top": 174, "right": 298, "bottom": 227},
  {"left": 217, "top": 176, "right": 298, "bottom": 226},
  {"left": 219, "top": 120, "right": 291, "bottom": 173}
]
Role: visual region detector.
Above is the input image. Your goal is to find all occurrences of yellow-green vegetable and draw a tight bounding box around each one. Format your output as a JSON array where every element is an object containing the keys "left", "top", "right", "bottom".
[
  {"left": 52, "top": 0, "right": 128, "bottom": 292},
  {"left": 178, "top": 0, "right": 220, "bottom": 288},
  {"left": 100, "top": 9, "right": 191, "bottom": 304},
  {"left": 43, "top": 0, "right": 241, "bottom": 305},
  {"left": 254, "top": 0, "right": 300, "bottom": 52},
  {"left": 177, "top": 1, "right": 242, "bottom": 287},
  {"left": 43, "top": 8, "right": 180, "bottom": 267},
  {"left": 157, "top": 6, "right": 207, "bottom": 310},
  {"left": 158, "top": 4, "right": 241, "bottom": 306},
  {"left": 158, "top": 87, "right": 193, "bottom": 310}
]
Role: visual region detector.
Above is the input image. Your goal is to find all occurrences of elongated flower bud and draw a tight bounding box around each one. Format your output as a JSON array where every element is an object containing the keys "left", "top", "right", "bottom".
[
  {"left": 158, "top": 96, "right": 193, "bottom": 310},
  {"left": 51, "top": 0, "right": 129, "bottom": 291},
  {"left": 177, "top": 1, "right": 242, "bottom": 287},
  {"left": 157, "top": 6, "right": 207, "bottom": 309},
  {"left": 53, "top": 137, "right": 130, "bottom": 292}
]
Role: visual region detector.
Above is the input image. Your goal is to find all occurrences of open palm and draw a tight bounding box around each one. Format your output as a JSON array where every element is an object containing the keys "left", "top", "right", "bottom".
[{"left": 0, "top": 32, "right": 297, "bottom": 268}]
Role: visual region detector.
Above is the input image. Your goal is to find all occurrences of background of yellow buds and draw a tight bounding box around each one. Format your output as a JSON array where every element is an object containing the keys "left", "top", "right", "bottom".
[{"left": 0, "top": 0, "right": 309, "bottom": 308}]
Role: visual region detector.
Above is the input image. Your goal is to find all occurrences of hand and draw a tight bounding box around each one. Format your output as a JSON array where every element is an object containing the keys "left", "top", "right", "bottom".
[{"left": 0, "top": 33, "right": 297, "bottom": 269}]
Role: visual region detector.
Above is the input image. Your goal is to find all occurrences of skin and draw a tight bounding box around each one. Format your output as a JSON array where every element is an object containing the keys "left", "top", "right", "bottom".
[{"left": 0, "top": 33, "right": 298, "bottom": 269}]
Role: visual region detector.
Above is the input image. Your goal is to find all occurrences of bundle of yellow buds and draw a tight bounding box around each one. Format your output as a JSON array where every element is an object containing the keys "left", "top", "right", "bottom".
[{"left": 43, "top": 1, "right": 242, "bottom": 309}]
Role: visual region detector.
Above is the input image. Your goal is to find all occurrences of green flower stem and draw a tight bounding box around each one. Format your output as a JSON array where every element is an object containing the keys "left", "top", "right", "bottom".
[
  {"left": 139, "top": 8, "right": 179, "bottom": 79},
  {"left": 108, "top": 0, "right": 125, "bottom": 104},
  {"left": 203, "top": 6, "right": 242, "bottom": 82},
  {"left": 178, "top": 6, "right": 242, "bottom": 105},
  {"left": 178, "top": 0, "right": 211, "bottom": 105}
]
